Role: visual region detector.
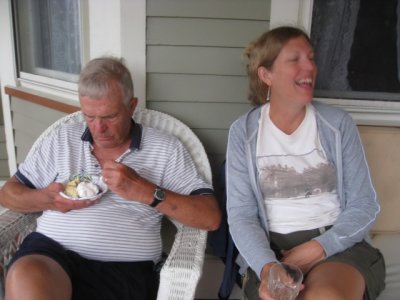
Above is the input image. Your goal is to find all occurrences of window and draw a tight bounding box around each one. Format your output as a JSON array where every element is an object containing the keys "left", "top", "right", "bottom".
[
  {"left": 311, "top": 0, "right": 400, "bottom": 102},
  {"left": 13, "top": 0, "right": 83, "bottom": 83},
  {"left": 269, "top": 0, "right": 400, "bottom": 125}
]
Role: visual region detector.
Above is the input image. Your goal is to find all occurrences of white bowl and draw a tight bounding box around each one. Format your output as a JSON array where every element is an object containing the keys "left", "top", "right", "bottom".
[{"left": 59, "top": 175, "right": 108, "bottom": 201}]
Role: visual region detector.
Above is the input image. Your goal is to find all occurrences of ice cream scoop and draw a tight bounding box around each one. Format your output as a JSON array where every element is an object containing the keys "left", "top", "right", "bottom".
[{"left": 76, "top": 181, "right": 99, "bottom": 198}]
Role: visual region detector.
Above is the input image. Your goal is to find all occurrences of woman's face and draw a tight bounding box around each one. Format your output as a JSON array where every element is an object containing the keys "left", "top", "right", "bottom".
[{"left": 261, "top": 36, "right": 317, "bottom": 107}]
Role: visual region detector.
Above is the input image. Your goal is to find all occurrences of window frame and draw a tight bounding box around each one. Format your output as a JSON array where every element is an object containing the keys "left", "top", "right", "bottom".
[
  {"left": 13, "top": 0, "right": 88, "bottom": 102},
  {"left": 270, "top": 0, "right": 400, "bottom": 126}
]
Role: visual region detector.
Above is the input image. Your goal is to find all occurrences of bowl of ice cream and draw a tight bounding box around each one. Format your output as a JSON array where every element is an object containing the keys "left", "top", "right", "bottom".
[{"left": 59, "top": 175, "right": 108, "bottom": 201}]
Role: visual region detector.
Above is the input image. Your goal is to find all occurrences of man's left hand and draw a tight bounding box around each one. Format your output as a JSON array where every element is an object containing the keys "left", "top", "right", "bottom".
[{"left": 101, "top": 160, "right": 154, "bottom": 204}]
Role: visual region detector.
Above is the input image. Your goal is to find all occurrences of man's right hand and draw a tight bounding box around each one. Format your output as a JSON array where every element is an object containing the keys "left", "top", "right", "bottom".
[
  {"left": 0, "top": 176, "right": 97, "bottom": 213},
  {"left": 48, "top": 182, "right": 98, "bottom": 213}
]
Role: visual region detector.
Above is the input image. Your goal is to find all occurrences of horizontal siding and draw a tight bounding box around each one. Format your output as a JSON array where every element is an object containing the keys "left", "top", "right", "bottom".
[
  {"left": 147, "top": 0, "right": 270, "bottom": 20},
  {"left": 11, "top": 98, "right": 67, "bottom": 164},
  {"left": 0, "top": 142, "right": 8, "bottom": 159},
  {"left": 147, "top": 45, "right": 246, "bottom": 76},
  {"left": 12, "top": 98, "right": 66, "bottom": 125},
  {"left": 0, "top": 125, "right": 5, "bottom": 142},
  {"left": 16, "top": 147, "right": 29, "bottom": 166},
  {"left": 146, "top": 0, "right": 270, "bottom": 176},
  {"left": 147, "top": 73, "right": 248, "bottom": 103},
  {"left": 0, "top": 160, "right": 9, "bottom": 178},
  {"left": 14, "top": 131, "right": 38, "bottom": 164},
  {"left": 146, "top": 101, "right": 251, "bottom": 172},
  {"left": 12, "top": 112, "right": 52, "bottom": 141},
  {"left": 193, "top": 129, "right": 229, "bottom": 155},
  {"left": 147, "top": 18, "right": 269, "bottom": 47},
  {"left": 147, "top": 101, "right": 250, "bottom": 129}
]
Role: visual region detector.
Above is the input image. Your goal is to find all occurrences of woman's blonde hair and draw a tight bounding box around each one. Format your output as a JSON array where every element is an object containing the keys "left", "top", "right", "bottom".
[{"left": 243, "top": 26, "right": 312, "bottom": 105}]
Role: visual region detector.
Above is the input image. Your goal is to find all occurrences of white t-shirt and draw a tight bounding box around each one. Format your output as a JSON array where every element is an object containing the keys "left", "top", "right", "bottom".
[{"left": 256, "top": 104, "right": 340, "bottom": 234}]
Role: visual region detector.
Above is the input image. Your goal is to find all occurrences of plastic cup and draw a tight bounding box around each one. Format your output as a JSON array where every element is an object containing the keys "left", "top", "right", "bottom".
[{"left": 268, "top": 262, "right": 303, "bottom": 300}]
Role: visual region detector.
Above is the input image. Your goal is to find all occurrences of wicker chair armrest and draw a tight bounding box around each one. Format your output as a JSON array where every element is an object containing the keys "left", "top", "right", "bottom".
[
  {"left": 157, "top": 222, "right": 207, "bottom": 300},
  {"left": 0, "top": 209, "right": 39, "bottom": 291}
]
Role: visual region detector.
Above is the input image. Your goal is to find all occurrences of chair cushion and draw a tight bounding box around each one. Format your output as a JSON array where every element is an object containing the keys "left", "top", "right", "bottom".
[
  {"left": 358, "top": 126, "right": 400, "bottom": 234},
  {"left": 372, "top": 234, "right": 400, "bottom": 300}
]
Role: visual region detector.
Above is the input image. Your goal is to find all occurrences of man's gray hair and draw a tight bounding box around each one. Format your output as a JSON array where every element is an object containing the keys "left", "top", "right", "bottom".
[{"left": 78, "top": 57, "right": 134, "bottom": 105}]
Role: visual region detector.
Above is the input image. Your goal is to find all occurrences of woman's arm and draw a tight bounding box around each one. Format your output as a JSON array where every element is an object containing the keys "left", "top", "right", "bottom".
[
  {"left": 226, "top": 118, "right": 277, "bottom": 278},
  {"left": 315, "top": 113, "right": 380, "bottom": 257}
]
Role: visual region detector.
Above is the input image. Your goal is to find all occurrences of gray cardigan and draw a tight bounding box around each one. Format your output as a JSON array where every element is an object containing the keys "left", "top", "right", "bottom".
[{"left": 226, "top": 101, "right": 380, "bottom": 278}]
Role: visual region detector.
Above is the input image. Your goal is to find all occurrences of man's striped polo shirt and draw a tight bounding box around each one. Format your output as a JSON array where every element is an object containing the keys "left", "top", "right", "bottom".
[{"left": 16, "top": 121, "right": 213, "bottom": 262}]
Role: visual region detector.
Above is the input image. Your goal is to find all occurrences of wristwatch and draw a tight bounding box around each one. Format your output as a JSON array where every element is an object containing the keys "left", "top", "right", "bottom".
[{"left": 150, "top": 186, "right": 166, "bottom": 208}]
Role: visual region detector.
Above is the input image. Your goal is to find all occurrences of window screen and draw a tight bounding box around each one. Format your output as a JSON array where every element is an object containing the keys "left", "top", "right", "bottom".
[
  {"left": 13, "top": 0, "right": 82, "bottom": 82},
  {"left": 311, "top": 0, "right": 400, "bottom": 101}
]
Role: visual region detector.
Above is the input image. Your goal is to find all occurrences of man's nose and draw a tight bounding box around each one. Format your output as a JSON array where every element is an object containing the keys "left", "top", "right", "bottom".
[{"left": 93, "top": 119, "right": 107, "bottom": 132}]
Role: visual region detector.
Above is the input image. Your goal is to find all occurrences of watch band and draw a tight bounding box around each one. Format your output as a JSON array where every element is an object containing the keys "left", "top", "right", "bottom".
[{"left": 150, "top": 186, "right": 165, "bottom": 208}]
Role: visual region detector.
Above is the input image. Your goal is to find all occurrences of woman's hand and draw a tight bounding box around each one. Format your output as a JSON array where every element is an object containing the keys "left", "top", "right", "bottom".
[
  {"left": 280, "top": 240, "right": 326, "bottom": 273},
  {"left": 259, "top": 262, "right": 305, "bottom": 299},
  {"left": 258, "top": 262, "right": 278, "bottom": 300}
]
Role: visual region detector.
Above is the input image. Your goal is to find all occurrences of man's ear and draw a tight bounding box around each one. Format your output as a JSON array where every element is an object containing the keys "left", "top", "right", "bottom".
[
  {"left": 129, "top": 97, "right": 138, "bottom": 115},
  {"left": 257, "top": 66, "right": 272, "bottom": 86}
]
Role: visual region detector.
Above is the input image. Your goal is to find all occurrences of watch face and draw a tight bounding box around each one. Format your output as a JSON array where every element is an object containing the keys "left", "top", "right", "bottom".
[
  {"left": 155, "top": 188, "right": 165, "bottom": 200},
  {"left": 151, "top": 187, "right": 165, "bottom": 207}
]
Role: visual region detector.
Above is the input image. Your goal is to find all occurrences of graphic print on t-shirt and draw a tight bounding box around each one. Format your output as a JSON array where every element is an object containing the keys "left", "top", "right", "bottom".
[{"left": 258, "top": 151, "right": 337, "bottom": 199}]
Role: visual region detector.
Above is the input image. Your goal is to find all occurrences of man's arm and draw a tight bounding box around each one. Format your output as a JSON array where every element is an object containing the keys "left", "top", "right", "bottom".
[
  {"left": 102, "top": 161, "right": 221, "bottom": 231},
  {"left": 151, "top": 192, "right": 221, "bottom": 231},
  {"left": 0, "top": 175, "right": 97, "bottom": 213}
]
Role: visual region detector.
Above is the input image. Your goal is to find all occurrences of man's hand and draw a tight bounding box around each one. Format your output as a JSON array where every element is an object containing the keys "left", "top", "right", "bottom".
[
  {"left": 47, "top": 182, "right": 97, "bottom": 212},
  {"left": 101, "top": 161, "right": 154, "bottom": 204},
  {"left": 0, "top": 176, "right": 97, "bottom": 213},
  {"left": 100, "top": 161, "right": 221, "bottom": 231},
  {"left": 280, "top": 240, "right": 326, "bottom": 273}
]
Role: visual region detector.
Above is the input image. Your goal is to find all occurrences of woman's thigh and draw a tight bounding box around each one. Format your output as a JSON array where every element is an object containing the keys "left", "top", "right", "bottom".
[{"left": 299, "top": 261, "right": 365, "bottom": 300}]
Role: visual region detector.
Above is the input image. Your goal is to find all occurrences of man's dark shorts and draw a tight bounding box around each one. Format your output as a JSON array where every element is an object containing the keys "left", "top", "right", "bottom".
[{"left": 7, "top": 232, "right": 159, "bottom": 300}]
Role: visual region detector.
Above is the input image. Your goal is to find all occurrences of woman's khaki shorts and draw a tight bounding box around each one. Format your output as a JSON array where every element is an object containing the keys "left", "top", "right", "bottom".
[{"left": 243, "top": 228, "right": 386, "bottom": 300}]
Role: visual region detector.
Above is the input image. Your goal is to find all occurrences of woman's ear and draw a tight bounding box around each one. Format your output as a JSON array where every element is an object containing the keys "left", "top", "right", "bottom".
[{"left": 257, "top": 66, "right": 272, "bottom": 86}]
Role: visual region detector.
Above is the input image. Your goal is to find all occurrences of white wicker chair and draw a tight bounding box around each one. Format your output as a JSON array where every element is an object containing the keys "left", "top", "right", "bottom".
[{"left": 0, "top": 107, "right": 212, "bottom": 300}]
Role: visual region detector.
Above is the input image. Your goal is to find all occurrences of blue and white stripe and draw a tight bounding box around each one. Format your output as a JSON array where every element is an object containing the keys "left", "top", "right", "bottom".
[{"left": 16, "top": 121, "right": 212, "bottom": 262}]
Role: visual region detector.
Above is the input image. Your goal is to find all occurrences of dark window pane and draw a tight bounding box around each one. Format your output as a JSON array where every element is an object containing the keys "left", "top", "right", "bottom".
[{"left": 311, "top": 0, "right": 400, "bottom": 101}]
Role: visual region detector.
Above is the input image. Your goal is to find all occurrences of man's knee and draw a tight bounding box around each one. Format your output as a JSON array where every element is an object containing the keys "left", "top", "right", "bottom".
[
  {"left": 6, "top": 254, "right": 71, "bottom": 300},
  {"left": 8, "top": 254, "right": 57, "bottom": 280}
]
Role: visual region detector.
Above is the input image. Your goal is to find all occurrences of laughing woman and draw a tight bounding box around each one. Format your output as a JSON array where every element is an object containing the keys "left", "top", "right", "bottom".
[{"left": 226, "top": 26, "right": 386, "bottom": 300}]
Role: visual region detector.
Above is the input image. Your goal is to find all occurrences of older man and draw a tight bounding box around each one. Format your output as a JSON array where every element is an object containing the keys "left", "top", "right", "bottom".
[{"left": 0, "top": 57, "right": 221, "bottom": 300}]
